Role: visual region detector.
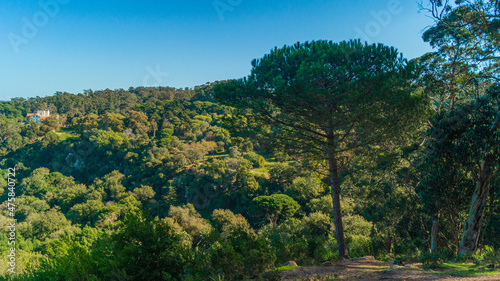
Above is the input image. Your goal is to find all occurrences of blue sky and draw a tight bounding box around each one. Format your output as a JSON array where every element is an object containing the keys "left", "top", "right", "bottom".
[{"left": 0, "top": 0, "right": 435, "bottom": 100}]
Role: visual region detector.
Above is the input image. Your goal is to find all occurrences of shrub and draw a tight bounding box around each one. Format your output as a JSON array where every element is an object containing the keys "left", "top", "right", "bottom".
[
  {"left": 285, "top": 176, "right": 325, "bottom": 208},
  {"left": 189, "top": 228, "right": 275, "bottom": 280},
  {"left": 346, "top": 235, "right": 373, "bottom": 258},
  {"left": 250, "top": 194, "right": 300, "bottom": 225},
  {"left": 261, "top": 214, "right": 337, "bottom": 265},
  {"left": 229, "top": 146, "right": 241, "bottom": 158},
  {"left": 421, "top": 248, "right": 455, "bottom": 267},
  {"left": 168, "top": 204, "right": 212, "bottom": 240},
  {"left": 211, "top": 209, "right": 252, "bottom": 237},
  {"left": 243, "top": 152, "right": 265, "bottom": 168},
  {"left": 133, "top": 185, "right": 156, "bottom": 202},
  {"left": 109, "top": 210, "right": 192, "bottom": 280}
]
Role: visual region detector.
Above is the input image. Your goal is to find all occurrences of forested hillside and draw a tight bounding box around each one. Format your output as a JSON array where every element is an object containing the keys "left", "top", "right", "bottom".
[{"left": 0, "top": 1, "right": 499, "bottom": 280}]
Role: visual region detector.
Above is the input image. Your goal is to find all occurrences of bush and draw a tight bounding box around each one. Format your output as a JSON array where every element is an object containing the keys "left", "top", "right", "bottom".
[
  {"left": 133, "top": 185, "right": 155, "bottom": 201},
  {"left": 421, "top": 248, "right": 455, "bottom": 267},
  {"left": 250, "top": 194, "right": 300, "bottom": 226},
  {"left": 346, "top": 235, "right": 373, "bottom": 258},
  {"left": 243, "top": 152, "right": 265, "bottom": 168},
  {"left": 229, "top": 146, "right": 241, "bottom": 158},
  {"left": 457, "top": 245, "right": 500, "bottom": 268},
  {"left": 211, "top": 209, "right": 252, "bottom": 237},
  {"left": 483, "top": 245, "right": 500, "bottom": 268},
  {"left": 261, "top": 214, "right": 337, "bottom": 265},
  {"left": 108, "top": 210, "right": 192, "bottom": 280},
  {"left": 260, "top": 219, "right": 308, "bottom": 264},
  {"left": 284, "top": 176, "right": 325, "bottom": 207},
  {"left": 168, "top": 204, "right": 212, "bottom": 240},
  {"left": 189, "top": 228, "right": 276, "bottom": 280},
  {"left": 185, "top": 148, "right": 205, "bottom": 164}
]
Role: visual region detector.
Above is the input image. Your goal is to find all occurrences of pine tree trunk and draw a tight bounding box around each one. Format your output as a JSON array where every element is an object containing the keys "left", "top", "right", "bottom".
[
  {"left": 385, "top": 235, "right": 392, "bottom": 254},
  {"left": 431, "top": 216, "right": 440, "bottom": 253},
  {"left": 328, "top": 149, "right": 349, "bottom": 260},
  {"left": 458, "top": 160, "right": 492, "bottom": 255}
]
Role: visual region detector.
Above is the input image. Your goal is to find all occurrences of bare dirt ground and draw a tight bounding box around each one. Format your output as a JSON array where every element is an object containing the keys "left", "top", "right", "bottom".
[{"left": 280, "top": 258, "right": 500, "bottom": 280}]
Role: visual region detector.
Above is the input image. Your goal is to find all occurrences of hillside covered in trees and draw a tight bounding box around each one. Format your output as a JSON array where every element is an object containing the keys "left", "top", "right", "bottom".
[{"left": 0, "top": 1, "right": 499, "bottom": 280}]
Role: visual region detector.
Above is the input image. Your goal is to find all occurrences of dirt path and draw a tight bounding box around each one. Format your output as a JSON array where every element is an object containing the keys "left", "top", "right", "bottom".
[{"left": 280, "top": 258, "right": 500, "bottom": 280}]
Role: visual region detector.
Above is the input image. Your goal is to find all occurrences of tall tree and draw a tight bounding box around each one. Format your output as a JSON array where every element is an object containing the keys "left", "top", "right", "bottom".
[
  {"left": 421, "top": 0, "right": 500, "bottom": 254},
  {"left": 214, "top": 40, "right": 426, "bottom": 259},
  {"left": 423, "top": 0, "right": 499, "bottom": 75},
  {"left": 422, "top": 84, "right": 500, "bottom": 255}
]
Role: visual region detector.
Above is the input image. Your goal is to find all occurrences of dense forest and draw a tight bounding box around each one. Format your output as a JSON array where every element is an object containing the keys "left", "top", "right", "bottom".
[{"left": 0, "top": 1, "right": 499, "bottom": 280}]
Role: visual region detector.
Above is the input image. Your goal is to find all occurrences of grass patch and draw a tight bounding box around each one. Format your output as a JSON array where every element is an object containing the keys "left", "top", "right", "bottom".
[
  {"left": 426, "top": 262, "right": 500, "bottom": 276},
  {"left": 204, "top": 152, "right": 229, "bottom": 159},
  {"left": 57, "top": 133, "right": 74, "bottom": 141},
  {"left": 55, "top": 129, "right": 79, "bottom": 141},
  {"left": 277, "top": 266, "right": 302, "bottom": 271},
  {"left": 264, "top": 158, "right": 279, "bottom": 166},
  {"left": 253, "top": 167, "right": 270, "bottom": 173}
]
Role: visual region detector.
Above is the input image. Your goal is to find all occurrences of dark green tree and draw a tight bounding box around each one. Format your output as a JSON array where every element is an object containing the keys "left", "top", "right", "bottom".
[
  {"left": 214, "top": 40, "right": 426, "bottom": 258},
  {"left": 422, "top": 84, "right": 500, "bottom": 255},
  {"left": 108, "top": 210, "right": 191, "bottom": 280},
  {"left": 98, "top": 112, "right": 126, "bottom": 132},
  {"left": 420, "top": 0, "right": 500, "bottom": 254},
  {"left": 423, "top": 0, "right": 499, "bottom": 73},
  {"left": 250, "top": 194, "right": 300, "bottom": 225}
]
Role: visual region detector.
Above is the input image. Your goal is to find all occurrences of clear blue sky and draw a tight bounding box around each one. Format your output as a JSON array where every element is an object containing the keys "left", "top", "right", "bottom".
[{"left": 0, "top": 0, "right": 435, "bottom": 100}]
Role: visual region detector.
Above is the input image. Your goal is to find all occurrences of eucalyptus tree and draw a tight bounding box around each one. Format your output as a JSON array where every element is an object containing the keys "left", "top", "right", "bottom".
[
  {"left": 423, "top": 84, "right": 500, "bottom": 255},
  {"left": 423, "top": 0, "right": 499, "bottom": 75},
  {"left": 214, "top": 40, "right": 426, "bottom": 259},
  {"left": 419, "top": 0, "right": 500, "bottom": 254}
]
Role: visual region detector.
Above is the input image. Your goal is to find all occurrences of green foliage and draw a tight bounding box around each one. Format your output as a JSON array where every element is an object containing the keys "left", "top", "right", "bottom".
[
  {"left": 228, "top": 146, "right": 241, "bottom": 158},
  {"left": 168, "top": 204, "right": 212, "bottom": 240},
  {"left": 190, "top": 227, "right": 276, "bottom": 280},
  {"left": 481, "top": 246, "right": 500, "bottom": 269},
  {"left": 307, "top": 195, "right": 333, "bottom": 216},
  {"left": 418, "top": 84, "right": 500, "bottom": 255},
  {"left": 41, "top": 115, "right": 61, "bottom": 132},
  {"left": 98, "top": 112, "right": 125, "bottom": 132},
  {"left": 132, "top": 185, "right": 155, "bottom": 202},
  {"left": 346, "top": 235, "right": 373, "bottom": 258},
  {"left": 57, "top": 183, "right": 88, "bottom": 212},
  {"left": 25, "top": 237, "right": 99, "bottom": 281},
  {"left": 211, "top": 209, "right": 251, "bottom": 237},
  {"left": 67, "top": 199, "right": 105, "bottom": 225},
  {"left": 19, "top": 168, "right": 51, "bottom": 197},
  {"left": 250, "top": 194, "right": 300, "bottom": 225},
  {"left": 72, "top": 114, "right": 99, "bottom": 133},
  {"left": 126, "top": 110, "right": 150, "bottom": 138},
  {"left": 214, "top": 39, "right": 426, "bottom": 164},
  {"left": 89, "top": 130, "right": 124, "bottom": 149},
  {"left": 421, "top": 248, "right": 455, "bottom": 267},
  {"left": 0, "top": 30, "right": 499, "bottom": 278},
  {"left": 158, "top": 128, "right": 174, "bottom": 147},
  {"left": 284, "top": 176, "right": 324, "bottom": 208},
  {"left": 28, "top": 209, "right": 72, "bottom": 241},
  {"left": 93, "top": 171, "right": 127, "bottom": 202},
  {"left": 260, "top": 214, "right": 337, "bottom": 265},
  {"left": 243, "top": 152, "right": 265, "bottom": 168},
  {"left": 109, "top": 210, "right": 191, "bottom": 280},
  {"left": 268, "top": 163, "right": 298, "bottom": 193}
]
